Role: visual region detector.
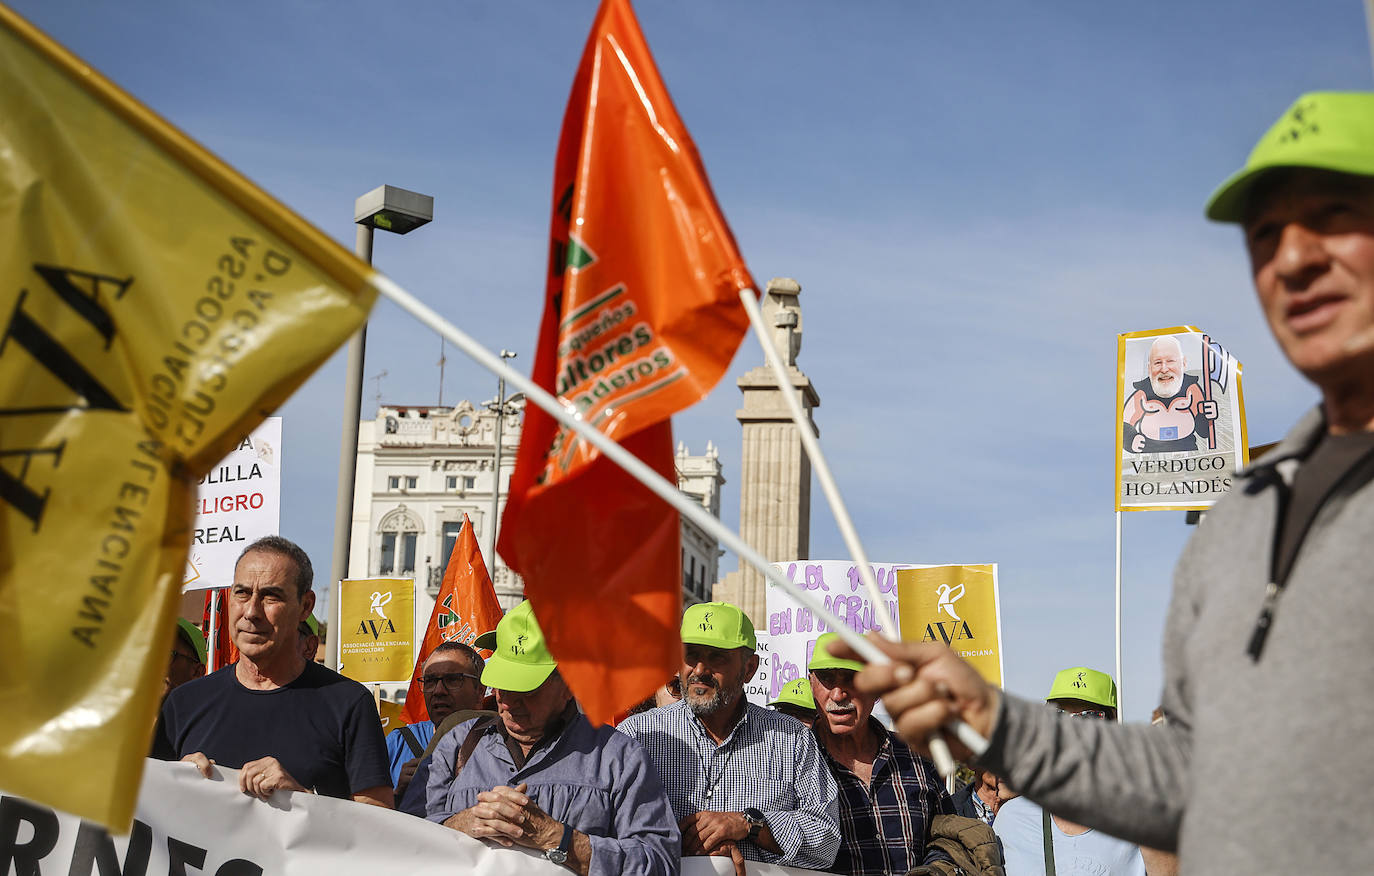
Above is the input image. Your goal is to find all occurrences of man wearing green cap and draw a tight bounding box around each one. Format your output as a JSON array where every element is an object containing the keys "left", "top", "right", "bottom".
[
  {"left": 163, "top": 618, "right": 207, "bottom": 698},
  {"left": 618, "top": 601, "right": 840, "bottom": 869},
  {"left": 808, "top": 632, "right": 955, "bottom": 876},
  {"left": 849, "top": 91, "right": 1374, "bottom": 873},
  {"left": 768, "top": 677, "right": 817, "bottom": 727},
  {"left": 992, "top": 668, "right": 1143, "bottom": 876},
  {"left": 426, "top": 601, "right": 677, "bottom": 876}
]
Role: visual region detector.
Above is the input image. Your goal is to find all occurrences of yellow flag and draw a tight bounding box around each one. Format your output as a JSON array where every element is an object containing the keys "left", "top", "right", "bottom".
[
  {"left": 0, "top": 5, "right": 376, "bottom": 828},
  {"left": 338, "top": 578, "right": 416, "bottom": 684}
]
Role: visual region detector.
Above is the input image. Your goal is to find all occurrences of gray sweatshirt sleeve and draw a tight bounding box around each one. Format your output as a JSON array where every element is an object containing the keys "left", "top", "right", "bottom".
[{"left": 976, "top": 541, "right": 1201, "bottom": 851}]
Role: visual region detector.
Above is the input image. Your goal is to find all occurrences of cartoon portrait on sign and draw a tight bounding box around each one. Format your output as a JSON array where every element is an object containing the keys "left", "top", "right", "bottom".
[{"left": 1115, "top": 326, "right": 1248, "bottom": 512}]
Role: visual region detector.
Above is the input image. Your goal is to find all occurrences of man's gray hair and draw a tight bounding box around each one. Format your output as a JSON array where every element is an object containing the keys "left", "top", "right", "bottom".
[{"left": 236, "top": 535, "right": 313, "bottom": 599}]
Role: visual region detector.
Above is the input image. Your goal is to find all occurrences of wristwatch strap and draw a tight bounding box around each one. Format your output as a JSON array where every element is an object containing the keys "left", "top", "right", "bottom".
[
  {"left": 744, "top": 807, "right": 765, "bottom": 842},
  {"left": 544, "top": 821, "right": 573, "bottom": 864}
]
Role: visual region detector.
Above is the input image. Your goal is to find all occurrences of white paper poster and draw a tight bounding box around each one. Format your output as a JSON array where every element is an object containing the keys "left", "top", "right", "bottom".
[{"left": 183, "top": 417, "right": 281, "bottom": 591}]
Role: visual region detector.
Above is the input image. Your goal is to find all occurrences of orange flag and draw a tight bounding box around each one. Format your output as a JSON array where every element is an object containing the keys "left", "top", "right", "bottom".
[
  {"left": 401, "top": 514, "right": 503, "bottom": 724},
  {"left": 499, "top": 0, "right": 755, "bottom": 724}
]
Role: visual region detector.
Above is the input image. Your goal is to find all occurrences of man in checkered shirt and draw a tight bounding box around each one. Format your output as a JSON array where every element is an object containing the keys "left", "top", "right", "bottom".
[
  {"left": 618, "top": 602, "right": 840, "bottom": 869},
  {"left": 808, "top": 633, "right": 955, "bottom": 875}
]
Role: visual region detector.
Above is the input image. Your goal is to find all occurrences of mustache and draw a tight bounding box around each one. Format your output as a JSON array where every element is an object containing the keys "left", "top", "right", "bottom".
[
  {"left": 685, "top": 674, "right": 718, "bottom": 689},
  {"left": 825, "top": 703, "right": 857, "bottom": 714}
]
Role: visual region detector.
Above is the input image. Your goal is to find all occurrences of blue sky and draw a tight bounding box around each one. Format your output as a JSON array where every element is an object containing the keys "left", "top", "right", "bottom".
[{"left": 12, "top": 0, "right": 1372, "bottom": 719}]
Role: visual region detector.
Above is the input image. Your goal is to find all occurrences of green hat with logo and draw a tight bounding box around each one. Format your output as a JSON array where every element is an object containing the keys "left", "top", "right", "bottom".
[
  {"left": 175, "top": 618, "right": 207, "bottom": 666},
  {"left": 807, "top": 632, "right": 864, "bottom": 672},
  {"left": 769, "top": 677, "right": 816, "bottom": 710},
  {"left": 680, "top": 601, "right": 756, "bottom": 651},
  {"left": 480, "top": 601, "right": 558, "bottom": 692},
  {"left": 472, "top": 629, "right": 497, "bottom": 652},
  {"left": 1206, "top": 92, "right": 1374, "bottom": 223},
  {"left": 300, "top": 613, "right": 320, "bottom": 637},
  {"left": 1046, "top": 667, "right": 1117, "bottom": 710}
]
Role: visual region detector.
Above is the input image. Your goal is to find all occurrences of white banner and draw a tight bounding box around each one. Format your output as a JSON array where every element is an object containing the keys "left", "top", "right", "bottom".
[
  {"left": 755, "top": 560, "right": 908, "bottom": 709},
  {"left": 0, "top": 760, "right": 834, "bottom": 876},
  {"left": 183, "top": 417, "right": 282, "bottom": 591}
]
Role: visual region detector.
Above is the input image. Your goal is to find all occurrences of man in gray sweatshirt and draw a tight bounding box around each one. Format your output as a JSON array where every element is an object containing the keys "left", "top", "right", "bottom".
[{"left": 841, "top": 91, "right": 1374, "bottom": 873}]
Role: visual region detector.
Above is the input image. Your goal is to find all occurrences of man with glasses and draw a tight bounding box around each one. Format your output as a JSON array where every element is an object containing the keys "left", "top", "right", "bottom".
[
  {"left": 386, "top": 641, "right": 488, "bottom": 797},
  {"left": 163, "top": 618, "right": 207, "bottom": 698},
  {"left": 992, "top": 668, "right": 1144, "bottom": 876},
  {"left": 808, "top": 633, "right": 954, "bottom": 876}
]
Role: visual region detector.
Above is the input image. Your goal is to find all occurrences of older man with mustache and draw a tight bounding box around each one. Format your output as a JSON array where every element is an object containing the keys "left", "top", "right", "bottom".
[
  {"left": 808, "top": 633, "right": 955, "bottom": 876},
  {"left": 618, "top": 601, "right": 840, "bottom": 869},
  {"left": 1122, "top": 334, "right": 1219, "bottom": 454}
]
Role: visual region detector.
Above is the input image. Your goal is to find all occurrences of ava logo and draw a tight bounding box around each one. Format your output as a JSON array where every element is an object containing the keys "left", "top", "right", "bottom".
[
  {"left": 699, "top": 612, "right": 714, "bottom": 633},
  {"left": 370, "top": 590, "right": 392, "bottom": 620},
  {"left": 436, "top": 594, "right": 458, "bottom": 627},
  {"left": 935, "top": 582, "right": 966, "bottom": 622},
  {"left": 1278, "top": 99, "right": 1320, "bottom": 144},
  {"left": 511, "top": 634, "right": 528, "bottom": 655},
  {"left": 1072, "top": 671, "right": 1088, "bottom": 690}
]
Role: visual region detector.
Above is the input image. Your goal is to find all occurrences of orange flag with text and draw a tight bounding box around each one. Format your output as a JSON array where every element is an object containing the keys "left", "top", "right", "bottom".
[
  {"left": 400, "top": 515, "right": 503, "bottom": 724},
  {"left": 498, "top": 0, "right": 755, "bottom": 724}
]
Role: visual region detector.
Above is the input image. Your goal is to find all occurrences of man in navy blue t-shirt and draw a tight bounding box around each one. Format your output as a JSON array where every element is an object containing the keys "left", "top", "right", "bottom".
[{"left": 153, "top": 536, "right": 392, "bottom": 806}]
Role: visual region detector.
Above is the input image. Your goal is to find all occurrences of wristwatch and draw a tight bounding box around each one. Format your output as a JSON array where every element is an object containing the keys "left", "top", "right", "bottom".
[
  {"left": 545, "top": 822, "right": 573, "bottom": 866},
  {"left": 743, "top": 807, "right": 766, "bottom": 842}
]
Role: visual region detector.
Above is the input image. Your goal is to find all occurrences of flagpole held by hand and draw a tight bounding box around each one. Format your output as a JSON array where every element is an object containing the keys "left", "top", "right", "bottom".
[{"left": 367, "top": 274, "right": 989, "bottom": 766}]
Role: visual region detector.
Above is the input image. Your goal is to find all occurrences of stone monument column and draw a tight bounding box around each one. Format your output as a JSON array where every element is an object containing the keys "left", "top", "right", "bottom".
[{"left": 714, "top": 277, "right": 817, "bottom": 626}]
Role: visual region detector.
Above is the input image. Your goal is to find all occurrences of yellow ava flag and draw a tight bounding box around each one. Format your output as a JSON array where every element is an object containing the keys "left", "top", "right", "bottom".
[
  {"left": 338, "top": 578, "right": 416, "bottom": 684},
  {"left": 0, "top": 6, "right": 377, "bottom": 828},
  {"left": 896, "top": 565, "right": 1004, "bottom": 687}
]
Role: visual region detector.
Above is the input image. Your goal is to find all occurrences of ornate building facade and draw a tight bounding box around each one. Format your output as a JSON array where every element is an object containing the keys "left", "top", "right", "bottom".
[{"left": 349, "top": 400, "right": 725, "bottom": 639}]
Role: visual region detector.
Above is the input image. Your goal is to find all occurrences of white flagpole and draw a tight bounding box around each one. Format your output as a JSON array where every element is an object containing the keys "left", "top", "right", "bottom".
[
  {"left": 367, "top": 273, "right": 989, "bottom": 760},
  {"left": 737, "top": 288, "right": 898, "bottom": 634},
  {"left": 1115, "top": 510, "right": 1124, "bottom": 723}
]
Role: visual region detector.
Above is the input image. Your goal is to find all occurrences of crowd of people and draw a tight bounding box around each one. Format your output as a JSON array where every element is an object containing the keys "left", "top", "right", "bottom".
[{"left": 154, "top": 89, "right": 1374, "bottom": 874}]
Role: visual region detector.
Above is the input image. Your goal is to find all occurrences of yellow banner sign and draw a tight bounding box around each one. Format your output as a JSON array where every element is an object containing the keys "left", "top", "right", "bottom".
[
  {"left": 339, "top": 578, "right": 415, "bottom": 683},
  {"left": 377, "top": 698, "right": 405, "bottom": 732},
  {"left": 896, "top": 565, "right": 1003, "bottom": 687}
]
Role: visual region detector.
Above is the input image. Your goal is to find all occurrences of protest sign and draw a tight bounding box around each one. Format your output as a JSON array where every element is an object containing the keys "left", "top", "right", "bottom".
[
  {"left": 182, "top": 417, "right": 281, "bottom": 591},
  {"left": 0, "top": 760, "right": 831, "bottom": 876},
  {"left": 757, "top": 560, "right": 906, "bottom": 707},
  {"left": 1115, "top": 326, "right": 1248, "bottom": 511},
  {"left": 338, "top": 577, "right": 415, "bottom": 683},
  {"left": 896, "top": 565, "right": 1003, "bottom": 686}
]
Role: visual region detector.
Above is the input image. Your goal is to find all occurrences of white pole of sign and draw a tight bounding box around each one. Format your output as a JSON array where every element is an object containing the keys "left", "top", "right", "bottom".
[
  {"left": 207, "top": 590, "right": 218, "bottom": 669},
  {"left": 367, "top": 273, "right": 990, "bottom": 764},
  {"left": 1115, "top": 510, "right": 1124, "bottom": 723}
]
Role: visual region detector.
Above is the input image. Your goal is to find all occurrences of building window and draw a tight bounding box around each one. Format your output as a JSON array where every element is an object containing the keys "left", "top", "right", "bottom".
[
  {"left": 406, "top": 476, "right": 417, "bottom": 490},
  {"left": 446, "top": 476, "right": 457, "bottom": 490},
  {"left": 387, "top": 476, "right": 400, "bottom": 490},
  {"left": 439, "top": 520, "right": 464, "bottom": 576},
  {"left": 380, "top": 532, "right": 396, "bottom": 573},
  {"left": 400, "top": 532, "right": 417, "bottom": 574},
  {"left": 463, "top": 475, "right": 476, "bottom": 489}
]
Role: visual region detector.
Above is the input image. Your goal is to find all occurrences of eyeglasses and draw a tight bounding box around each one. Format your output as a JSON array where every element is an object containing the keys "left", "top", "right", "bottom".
[
  {"left": 169, "top": 650, "right": 200, "bottom": 666},
  {"left": 1060, "top": 708, "right": 1111, "bottom": 720},
  {"left": 419, "top": 672, "right": 481, "bottom": 690}
]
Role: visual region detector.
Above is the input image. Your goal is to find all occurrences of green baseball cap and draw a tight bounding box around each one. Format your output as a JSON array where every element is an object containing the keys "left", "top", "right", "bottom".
[
  {"left": 807, "top": 632, "right": 864, "bottom": 672},
  {"left": 1046, "top": 667, "right": 1117, "bottom": 710},
  {"left": 681, "top": 601, "right": 756, "bottom": 651},
  {"left": 472, "top": 629, "right": 497, "bottom": 652},
  {"left": 299, "top": 614, "right": 320, "bottom": 637},
  {"left": 769, "top": 677, "right": 816, "bottom": 710},
  {"left": 480, "top": 601, "right": 558, "bottom": 692},
  {"left": 1206, "top": 92, "right": 1374, "bottom": 223},
  {"left": 175, "top": 618, "right": 207, "bottom": 666}
]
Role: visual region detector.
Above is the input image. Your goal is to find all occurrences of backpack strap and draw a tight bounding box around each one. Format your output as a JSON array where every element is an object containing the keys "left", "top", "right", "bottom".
[
  {"left": 455, "top": 717, "right": 498, "bottom": 776},
  {"left": 1042, "top": 807, "right": 1056, "bottom": 876},
  {"left": 398, "top": 724, "right": 424, "bottom": 758}
]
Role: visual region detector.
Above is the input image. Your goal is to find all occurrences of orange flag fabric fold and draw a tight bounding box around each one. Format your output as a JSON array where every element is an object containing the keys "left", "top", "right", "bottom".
[
  {"left": 401, "top": 514, "right": 503, "bottom": 724},
  {"left": 499, "top": 0, "right": 755, "bottom": 725}
]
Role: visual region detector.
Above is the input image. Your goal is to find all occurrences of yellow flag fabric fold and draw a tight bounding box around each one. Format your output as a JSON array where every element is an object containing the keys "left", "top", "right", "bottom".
[{"left": 0, "top": 4, "right": 376, "bottom": 828}]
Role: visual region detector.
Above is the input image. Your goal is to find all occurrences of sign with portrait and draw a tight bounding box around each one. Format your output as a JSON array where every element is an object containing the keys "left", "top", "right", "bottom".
[
  {"left": 338, "top": 577, "right": 416, "bottom": 683},
  {"left": 895, "top": 565, "right": 1002, "bottom": 687},
  {"left": 1115, "top": 326, "right": 1248, "bottom": 511}
]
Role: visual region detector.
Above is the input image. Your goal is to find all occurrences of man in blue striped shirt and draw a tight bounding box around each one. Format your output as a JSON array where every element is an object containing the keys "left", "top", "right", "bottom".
[
  {"left": 618, "top": 602, "right": 840, "bottom": 870},
  {"left": 808, "top": 633, "right": 954, "bottom": 876}
]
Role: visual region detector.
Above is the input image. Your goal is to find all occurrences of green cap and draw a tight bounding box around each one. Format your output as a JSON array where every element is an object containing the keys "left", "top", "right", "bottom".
[
  {"left": 1206, "top": 92, "right": 1374, "bottom": 223},
  {"left": 807, "top": 632, "right": 864, "bottom": 672},
  {"left": 1046, "top": 667, "right": 1117, "bottom": 710},
  {"left": 175, "top": 618, "right": 207, "bottom": 666},
  {"left": 680, "top": 601, "right": 756, "bottom": 651},
  {"left": 472, "top": 629, "right": 497, "bottom": 652},
  {"left": 480, "top": 601, "right": 558, "bottom": 692},
  {"left": 300, "top": 614, "right": 320, "bottom": 637},
  {"left": 769, "top": 677, "right": 816, "bottom": 710}
]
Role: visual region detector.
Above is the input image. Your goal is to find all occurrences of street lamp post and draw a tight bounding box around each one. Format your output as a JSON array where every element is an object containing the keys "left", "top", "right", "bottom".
[
  {"left": 326, "top": 185, "right": 433, "bottom": 669},
  {"left": 486, "top": 350, "right": 517, "bottom": 581}
]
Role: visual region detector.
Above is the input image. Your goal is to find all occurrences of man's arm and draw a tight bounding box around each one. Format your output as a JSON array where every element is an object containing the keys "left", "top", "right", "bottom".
[
  {"left": 747, "top": 729, "right": 841, "bottom": 868},
  {"left": 579, "top": 739, "right": 679, "bottom": 876},
  {"left": 424, "top": 719, "right": 475, "bottom": 823},
  {"left": 351, "top": 785, "right": 394, "bottom": 808}
]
